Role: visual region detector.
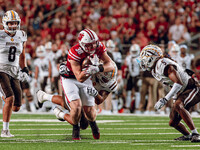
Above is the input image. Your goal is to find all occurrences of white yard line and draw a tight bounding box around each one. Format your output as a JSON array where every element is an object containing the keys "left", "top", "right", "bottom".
[
  {"left": 6, "top": 119, "right": 124, "bottom": 123},
  {"left": 171, "top": 145, "right": 200, "bottom": 147},
  {"left": 13, "top": 133, "right": 180, "bottom": 136},
  {"left": 11, "top": 127, "right": 173, "bottom": 131}
]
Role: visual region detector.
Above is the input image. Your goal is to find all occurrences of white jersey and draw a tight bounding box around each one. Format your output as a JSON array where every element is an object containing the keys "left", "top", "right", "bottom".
[
  {"left": 176, "top": 54, "right": 194, "bottom": 70},
  {"left": 152, "top": 57, "right": 190, "bottom": 93},
  {"left": 126, "top": 55, "right": 140, "bottom": 77},
  {"left": 0, "top": 30, "right": 27, "bottom": 78},
  {"left": 92, "top": 62, "right": 118, "bottom": 92},
  {"left": 34, "top": 57, "right": 49, "bottom": 80},
  {"left": 111, "top": 51, "right": 122, "bottom": 64},
  {"left": 46, "top": 51, "right": 59, "bottom": 77}
]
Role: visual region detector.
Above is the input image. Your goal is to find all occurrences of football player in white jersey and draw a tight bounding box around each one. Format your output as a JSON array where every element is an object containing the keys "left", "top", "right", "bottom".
[
  {"left": 36, "top": 29, "right": 115, "bottom": 140},
  {"left": 139, "top": 44, "right": 200, "bottom": 142},
  {"left": 33, "top": 45, "right": 52, "bottom": 92},
  {"left": 0, "top": 10, "right": 29, "bottom": 137},
  {"left": 45, "top": 42, "right": 60, "bottom": 93},
  {"left": 124, "top": 44, "right": 141, "bottom": 113},
  {"left": 168, "top": 43, "right": 180, "bottom": 60},
  {"left": 177, "top": 45, "right": 194, "bottom": 70}
]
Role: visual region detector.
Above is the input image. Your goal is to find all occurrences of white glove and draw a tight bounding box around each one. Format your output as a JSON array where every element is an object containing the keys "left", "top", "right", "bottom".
[
  {"left": 85, "top": 65, "right": 100, "bottom": 75},
  {"left": 90, "top": 54, "right": 99, "bottom": 66},
  {"left": 87, "top": 86, "right": 98, "bottom": 97},
  {"left": 18, "top": 71, "right": 30, "bottom": 82},
  {"left": 154, "top": 98, "right": 168, "bottom": 110}
]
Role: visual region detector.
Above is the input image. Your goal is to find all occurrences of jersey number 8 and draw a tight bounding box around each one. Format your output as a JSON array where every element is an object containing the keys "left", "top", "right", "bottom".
[{"left": 8, "top": 46, "right": 16, "bottom": 62}]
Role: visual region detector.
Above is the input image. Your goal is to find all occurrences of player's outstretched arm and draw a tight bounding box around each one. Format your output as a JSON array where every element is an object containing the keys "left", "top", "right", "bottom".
[{"left": 100, "top": 52, "right": 115, "bottom": 73}]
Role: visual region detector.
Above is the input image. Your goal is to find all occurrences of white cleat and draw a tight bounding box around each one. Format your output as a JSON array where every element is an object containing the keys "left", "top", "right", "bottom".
[
  {"left": 53, "top": 107, "right": 65, "bottom": 122},
  {"left": 1, "top": 130, "right": 14, "bottom": 137},
  {"left": 36, "top": 90, "right": 46, "bottom": 108}
]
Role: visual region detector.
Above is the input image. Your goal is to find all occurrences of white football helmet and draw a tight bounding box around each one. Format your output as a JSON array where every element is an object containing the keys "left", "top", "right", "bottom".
[
  {"left": 78, "top": 29, "right": 99, "bottom": 54},
  {"left": 36, "top": 46, "right": 46, "bottom": 58},
  {"left": 129, "top": 44, "right": 140, "bottom": 57},
  {"left": 2, "top": 10, "right": 21, "bottom": 34},
  {"left": 45, "top": 42, "right": 52, "bottom": 51},
  {"left": 169, "top": 44, "right": 180, "bottom": 58},
  {"left": 106, "top": 39, "right": 116, "bottom": 52},
  {"left": 139, "top": 45, "right": 163, "bottom": 71}
]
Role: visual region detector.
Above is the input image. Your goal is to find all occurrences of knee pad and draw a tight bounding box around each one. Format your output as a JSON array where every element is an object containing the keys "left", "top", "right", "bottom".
[{"left": 12, "top": 106, "right": 20, "bottom": 112}]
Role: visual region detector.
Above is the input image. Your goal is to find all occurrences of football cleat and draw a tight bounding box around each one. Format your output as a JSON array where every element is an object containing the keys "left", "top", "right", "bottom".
[
  {"left": 191, "top": 133, "right": 200, "bottom": 142},
  {"left": 174, "top": 135, "right": 191, "bottom": 141},
  {"left": 1, "top": 129, "right": 14, "bottom": 137},
  {"left": 89, "top": 121, "right": 100, "bottom": 139},
  {"left": 36, "top": 90, "right": 46, "bottom": 108},
  {"left": 53, "top": 107, "right": 65, "bottom": 122},
  {"left": 72, "top": 125, "right": 81, "bottom": 140}
]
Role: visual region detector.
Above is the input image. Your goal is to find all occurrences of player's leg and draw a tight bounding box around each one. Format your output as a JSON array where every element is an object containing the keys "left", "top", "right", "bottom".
[
  {"left": 139, "top": 78, "right": 148, "bottom": 112},
  {"left": 81, "top": 86, "right": 100, "bottom": 139},
  {"left": 83, "top": 105, "right": 100, "bottom": 139},
  {"left": 169, "top": 105, "right": 191, "bottom": 140},
  {"left": 0, "top": 73, "right": 17, "bottom": 137}
]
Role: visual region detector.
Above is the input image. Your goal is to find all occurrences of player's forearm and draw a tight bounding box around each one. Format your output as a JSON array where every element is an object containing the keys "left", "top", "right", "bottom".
[
  {"left": 103, "top": 61, "right": 115, "bottom": 73},
  {"left": 19, "top": 54, "right": 26, "bottom": 69},
  {"left": 95, "top": 94, "right": 105, "bottom": 105},
  {"left": 75, "top": 71, "right": 90, "bottom": 82}
]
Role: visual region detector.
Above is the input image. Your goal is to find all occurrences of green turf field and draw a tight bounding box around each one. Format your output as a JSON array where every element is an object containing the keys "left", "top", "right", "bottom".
[{"left": 0, "top": 113, "right": 200, "bottom": 150}]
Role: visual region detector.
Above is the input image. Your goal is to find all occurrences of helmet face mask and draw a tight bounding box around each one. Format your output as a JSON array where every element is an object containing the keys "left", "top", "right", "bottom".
[
  {"left": 2, "top": 10, "right": 21, "bottom": 34},
  {"left": 78, "top": 29, "right": 99, "bottom": 54},
  {"left": 139, "top": 45, "right": 163, "bottom": 71}
]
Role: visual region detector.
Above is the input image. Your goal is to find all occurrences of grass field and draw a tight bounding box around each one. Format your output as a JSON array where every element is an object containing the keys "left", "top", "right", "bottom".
[{"left": 0, "top": 113, "right": 200, "bottom": 150}]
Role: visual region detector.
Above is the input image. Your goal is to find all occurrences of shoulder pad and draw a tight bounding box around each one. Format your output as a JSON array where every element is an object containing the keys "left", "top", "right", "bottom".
[
  {"left": 20, "top": 30, "right": 27, "bottom": 42},
  {"left": 156, "top": 58, "right": 174, "bottom": 75}
]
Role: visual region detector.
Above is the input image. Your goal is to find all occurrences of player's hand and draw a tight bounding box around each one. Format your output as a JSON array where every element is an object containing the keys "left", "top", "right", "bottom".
[
  {"left": 154, "top": 98, "right": 168, "bottom": 110},
  {"left": 85, "top": 65, "right": 100, "bottom": 75},
  {"left": 18, "top": 71, "right": 30, "bottom": 82},
  {"left": 87, "top": 86, "right": 98, "bottom": 97},
  {"left": 59, "top": 63, "right": 68, "bottom": 75},
  {"left": 90, "top": 54, "right": 99, "bottom": 66}
]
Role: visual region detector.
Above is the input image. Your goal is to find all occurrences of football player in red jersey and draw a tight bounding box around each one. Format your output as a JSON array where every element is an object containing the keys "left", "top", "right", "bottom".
[{"left": 37, "top": 29, "right": 115, "bottom": 140}]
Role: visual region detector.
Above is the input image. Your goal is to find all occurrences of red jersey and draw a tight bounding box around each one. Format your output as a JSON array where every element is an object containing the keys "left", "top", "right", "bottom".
[{"left": 64, "top": 42, "right": 106, "bottom": 78}]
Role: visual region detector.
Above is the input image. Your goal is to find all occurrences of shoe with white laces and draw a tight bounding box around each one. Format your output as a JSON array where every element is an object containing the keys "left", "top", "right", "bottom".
[
  {"left": 1, "top": 129, "right": 14, "bottom": 137},
  {"left": 36, "top": 90, "right": 46, "bottom": 108},
  {"left": 53, "top": 107, "right": 65, "bottom": 122}
]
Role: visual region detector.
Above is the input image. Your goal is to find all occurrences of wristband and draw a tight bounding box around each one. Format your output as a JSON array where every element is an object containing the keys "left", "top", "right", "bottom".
[
  {"left": 21, "top": 67, "right": 29, "bottom": 74},
  {"left": 98, "top": 64, "right": 104, "bottom": 72}
]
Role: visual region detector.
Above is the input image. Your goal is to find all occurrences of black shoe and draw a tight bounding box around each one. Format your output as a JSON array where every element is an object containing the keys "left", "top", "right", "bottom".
[
  {"left": 174, "top": 135, "right": 191, "bottom": 141},
  {"left": 72, "top": 124, "right": 81, "bottom": 140},
  {"left": 191, "top": 133, "right": 200, "bottom": 142},
  {"left": 89, "top": 121, "right": 100, "bottom": 139},
  {"left": 80, "top": 110, "right": 89, "bottom": 130}
]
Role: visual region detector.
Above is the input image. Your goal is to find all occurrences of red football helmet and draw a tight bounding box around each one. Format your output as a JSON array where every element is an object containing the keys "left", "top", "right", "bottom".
[{"left": 78, "top": 29, "right": 99, "bottom": 54}]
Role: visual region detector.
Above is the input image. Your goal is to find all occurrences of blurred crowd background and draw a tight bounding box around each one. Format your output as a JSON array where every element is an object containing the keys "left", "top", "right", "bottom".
[{"left": 0, "top": 0, "right": 200, "bottom": 115}]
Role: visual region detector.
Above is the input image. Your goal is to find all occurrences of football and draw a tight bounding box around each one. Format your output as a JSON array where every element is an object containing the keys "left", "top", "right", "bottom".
[{"left": 82, "top": 56, "right": 92, "bottom": 69}]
